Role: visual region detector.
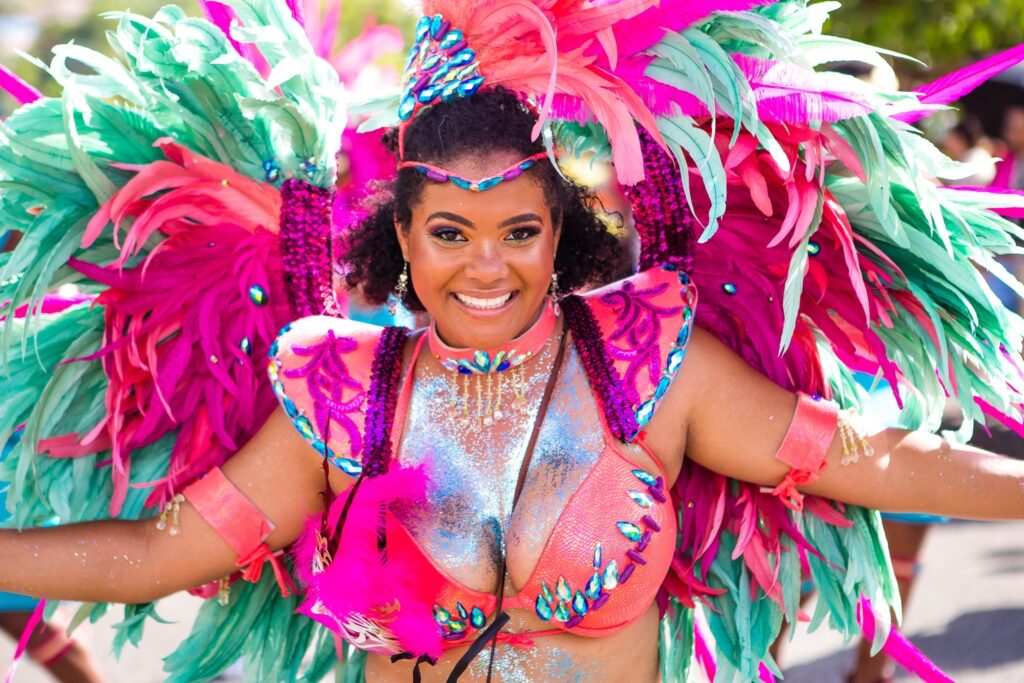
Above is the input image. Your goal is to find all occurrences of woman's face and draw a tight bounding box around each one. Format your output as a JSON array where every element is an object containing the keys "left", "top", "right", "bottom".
[{"left": 396, "top": 153, "right": 560, "bottom": 350}]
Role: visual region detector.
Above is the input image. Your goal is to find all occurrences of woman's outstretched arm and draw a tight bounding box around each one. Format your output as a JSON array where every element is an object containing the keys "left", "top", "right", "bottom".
[
  {"left": 0, "top": 409, "right": 341, "bottom": 604},
  {"left": 673, "top": 327, "right": 1024, "bottom": 519}
]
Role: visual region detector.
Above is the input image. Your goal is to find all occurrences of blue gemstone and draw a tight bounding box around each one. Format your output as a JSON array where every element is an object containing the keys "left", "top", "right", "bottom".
[
  {"left": 666, "top": 348, "right": 685, "bottom": 374},
  {"left": 456, "top": 366, "right": 473, "bottom": 375},
  {"left": 450, "top": 48, "right": 476, "bottom": 67},
  {"left": 556, "top": 577, "right": 571, "bottom": 602},
  {"left": 572, "top": 591, "right": 588, "bottom": 616},
  {"left": 439, "top": 29, "right": 463, "bottom": 50},
  {"left": 433, "top": 604, "right": 450, "bottom": 624},
  {"left": 421, "top": 54, "right": 442, "bottom": 72},
  {"left": 603, "top": 560, "right": 619, "bottom": 590},
  {"left": 593, "top": 543, "right": 602, "bottom": 570},
  {"left": 239, "top": 337, "right": 252, "bottom": 355},
  {"left": 585, "top": 573, "right": 602, "bottom": 600},
  {"left": 294, "top": 416, "right": 316, "bottom": 441},
  {"left": 429, "top": 63, "right": 452, "bottom": 85},
  {"left": 722, "top": 282, "right": 737, "bottom": 295},
  {"left": 632, "top": 469, "right": 658, "bottom": 486},
  {"left": 440, "top": 82, "right": 461, "bottom": 102},
  {"left": 470, "top": 606, "right": 486, "bottom": 628},
  {"left": 265, "top": 167, "right": 280, "bottom": 183},
  {"left": 808, "top": 240, "right": 821, "bottom": 255},
  {"left": 417, "top": 86, "right": 440, "bottom": 104},
  {"left": 617, "top": 521, "right": 643, "bottom": 543},
  {"left": 456, "top": 602, "right": 468, "bottom": 620},
  {"left": 541, "top": 582, "right": 554, "bottom": 604},
  {"left": 519, "top": 159, "right": 537, "bottom": 170},
  {"left": 449, "top": 619, "right": 466, "bottom": 633},
  {"left": 457, "top": 75, "right": 485, "bottom": 97},
  {"left": 554, "top": 602, "right": 570, "bottom": 622},
  {"left": 398, "top": 94, "right": 417, "bottom": 121},
  {"left": 269, "top": 339, "right": 279, "bottom": 358},
  {"left": 429, "top": 14, "right": 444, "bottom": 39},
  {"left": 475, "top": 176, "right": 502, "bottom": 191},
  {"left": 497, "top": 360, "right": 511, "bottom": 372},
  {"left": 450, "top": 177, "right": 473, "bottom": 190},
  {"left": 333, "top": 457, "right": 362, "bottom": 476},
  {"left": 272, "top": 380, "right": 286, "bottom": 399},
  {"left": 282, "top": 396, "right": 299, "bottom": 418},
  {"left": 635, "top": 399, "right": 655, "bottom": 425},
  {"left": 535, "top": 595, "right": 553, "bottom": 621},
  {"left": 415, "top": 16, "right": 431, "bottom": 42},
  {"left": 676, "top": 326, "right": 690, "bottom": 346},
  {"left": 628, "top": 490, "right": 654, "bottom": 508},
  {"left": 405, "top": 43, "right": 420, "bottom": 69},
  {"left": 663, "top": 263, "right": 677, "bottom": 271},
  {"left": 655, "top": 376, "right": 671, "bottom": 399}
]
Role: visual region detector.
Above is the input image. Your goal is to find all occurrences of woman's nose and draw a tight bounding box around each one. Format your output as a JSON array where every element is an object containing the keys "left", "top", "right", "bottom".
[{"left": 464, "top": 241, "right": 509, "bottom": 282}]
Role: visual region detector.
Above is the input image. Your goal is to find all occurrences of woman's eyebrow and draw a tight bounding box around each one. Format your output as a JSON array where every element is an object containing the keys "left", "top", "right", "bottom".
[
  {"left": 499, "top": 213, "right": 543, "bottom": 227},
  {"left": 426, "top": 211, "right": 473, "bottom": 226}
]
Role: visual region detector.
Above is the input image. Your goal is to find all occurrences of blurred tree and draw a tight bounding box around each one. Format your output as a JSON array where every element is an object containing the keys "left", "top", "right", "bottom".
[{"left": 829, "top": 0, "right": 1024, "bottom": 82}]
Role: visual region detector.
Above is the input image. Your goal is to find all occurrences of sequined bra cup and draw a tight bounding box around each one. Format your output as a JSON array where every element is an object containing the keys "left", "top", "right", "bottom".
[{"left": 270, "top": 266, "right": 698, "bottom": 658}]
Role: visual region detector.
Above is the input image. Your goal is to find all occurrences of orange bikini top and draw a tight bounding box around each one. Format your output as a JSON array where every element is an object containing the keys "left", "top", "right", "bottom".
[{"left": 270, "top": 266, "right": 698, "bottom": 658}]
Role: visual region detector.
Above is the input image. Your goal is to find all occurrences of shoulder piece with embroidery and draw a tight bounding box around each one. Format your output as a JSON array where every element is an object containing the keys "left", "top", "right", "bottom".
[
  {"left": 268, "top": 317, "right": 410, "bottom": 477},
  {"left": 561, "top": 265, "right": 698, "bottom": 443}
]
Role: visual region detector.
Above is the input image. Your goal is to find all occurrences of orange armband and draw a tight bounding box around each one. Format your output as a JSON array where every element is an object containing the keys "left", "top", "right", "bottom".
[
  {"left": 766, "top": 394, "right": 840, "bottom": 511},
  {"left": 181, "top": 467, "right": 297, "bottom": 597}
]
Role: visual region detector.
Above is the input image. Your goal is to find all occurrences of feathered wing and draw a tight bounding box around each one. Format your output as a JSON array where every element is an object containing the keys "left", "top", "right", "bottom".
[{"left": 0, "top": 1, "right": 359, "bottom": 679}]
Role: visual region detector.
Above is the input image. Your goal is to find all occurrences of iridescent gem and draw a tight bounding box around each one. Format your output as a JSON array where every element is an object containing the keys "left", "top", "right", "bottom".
[
  {"left": 592, "top": 542, "right": 602, "bottom": 570},
  {"left": 635, "top": 399, "right": 655, "bottom": 425},
  {"left": 808, "top": 240, "right": 821, "bottom": 256},
  {"left": 450, "top": 48, "right": 476, "bottom": 68},
  {"left": 617, "top": 521, "right": 643, "bottom": 543},
  {"left": 475, "top": 176, "right": 502, "bottom": 191},
  {"left": 433, "top": 605, "right": 450, "bottom": 624},
  {"left": 449, "top": 619, "right": 466, "bottom": 633},
  {"left": 470, "top": 606, "right": 486, "bottom": 629},
  {"left": 555, "top": 577, "right": 571, "bottom": 603},
  {"left": 333, "top": 457, "right": 362, "bottom": 476},
  {"left": 554, "top": 601, "right": 570, "bottom": 622},
  {"left": 417, "top": 85, "right": 441, "bottom": 104},
  {"left": 603, "top": 560, "right": 619, "bottom": 590},
  {"left": 627, "top": 491, "right": 654, "bottom": 508},
  {"left": 632, "top": 469, "right": 658, "bottom": 486},
  {"left": 450, "top": 177, "right": 473, "bottom": 190},
  {"left": 722, "top": 282, "right": 737, "bottom": 295},
  {"left": 249, "top": 284, "right": 269, "bottom": 306},
  {"left": 294, "top": 416, "right": 315, "bottom": 441},
  {"left": 265, "top": 167, "right": 280, "bottom": 183},
  {"left": 421, "top": 54, "right": 442, "bottom": 72},
  {"left": 429, "top": 14, "right": 445, "bottom": 39},
  {"left": 398, "top": 94, "right": 417, "bottom": 121},
  {"left": 655, "top": 376, "right": 671, "bottom": 399},
  {"left": 439, "top": 29, "right": 464, "bottom": 50},
  {"left": 572, "top": 591, "right": 588, "bottom": 616},
  {"left": 415, "top": 15, "right": 431, "bottom": 42},
  {"left": 282, "top": 395, "right": 299, "bottom": 418},
  {"left": 440, "top": 82, "right": 461, "bottom": 102},
  {"left": 457, "top": 75, "right": 485, "bottom": 97},
  {"left": 540, "top": 582, "right": 554, "bottom": 604},
  {"left": 456, "top": 602, "right": 468, "bottom": 620},
  {"left": 535, "top": 595, "right": 553, "bottom": 621},
  {"left": 666, "top": 348, "right": 685, "bottom": 374},
  {"left": 239, "top": 337, "right": 252, "bottom": 355},
  {"left": 272, "top": 380, "right": 286, "bottom": 399},
  {"left": 676, "top": 325, "right": 691, "bottom": 346},
  {"left": 585, "top": 573, "right": 602, "bottom": 600}
]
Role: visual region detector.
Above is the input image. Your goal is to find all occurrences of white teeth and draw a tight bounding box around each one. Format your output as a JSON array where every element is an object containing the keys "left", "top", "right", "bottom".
[{"left": 455, "top": 292, "right": 512, "bottom": 310}]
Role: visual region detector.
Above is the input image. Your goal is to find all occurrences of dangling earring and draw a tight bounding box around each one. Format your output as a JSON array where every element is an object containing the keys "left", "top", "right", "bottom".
[
  {"left": 549, "top": 271, "right": 560, "bottom": 299},
  {"left": 390, "top": 261, "right": 409, "bottom": 314}
]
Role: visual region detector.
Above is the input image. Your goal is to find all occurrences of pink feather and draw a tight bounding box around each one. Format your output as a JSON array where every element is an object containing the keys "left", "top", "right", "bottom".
[
  {"left": 0, "top": 64, "right": 42, "bottom": 107},
  {"left": 735, "top": 55, "right": 875, "bottom": 124},
  {"left": 895, "top": 43, "right": 1024, "bottom": 125}
]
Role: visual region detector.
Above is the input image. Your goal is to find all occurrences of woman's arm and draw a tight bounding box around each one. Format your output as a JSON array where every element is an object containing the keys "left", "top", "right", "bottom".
[
  {"left": 0, "top": 409, "right": 345, "bottom": 604},
  {"left": 676, "top": 327, "right": 1024, "bottom": 519}
]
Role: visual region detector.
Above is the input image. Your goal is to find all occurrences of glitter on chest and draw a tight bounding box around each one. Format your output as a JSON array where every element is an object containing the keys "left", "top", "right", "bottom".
[{"left": 393, "top": 344, "right": 606, "bottom": 592}]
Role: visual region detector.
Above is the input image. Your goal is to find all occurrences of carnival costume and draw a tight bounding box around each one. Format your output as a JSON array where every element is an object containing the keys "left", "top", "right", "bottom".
[{"left": 2, "top": 0, "right": 1024, "bottom": 681}]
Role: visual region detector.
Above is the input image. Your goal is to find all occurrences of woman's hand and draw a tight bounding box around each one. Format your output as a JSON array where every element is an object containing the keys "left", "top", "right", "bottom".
[
  {"left": 671, "top": 327, "right": 1024, "bottom": 520},
  {"left": 0, "top": 409, "right": 335, "bottom": 604}
]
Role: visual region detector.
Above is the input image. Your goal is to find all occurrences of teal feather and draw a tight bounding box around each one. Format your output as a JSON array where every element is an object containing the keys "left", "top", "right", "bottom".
[{"left": 657, "top": 114, "right": 727, "bottom": 241}]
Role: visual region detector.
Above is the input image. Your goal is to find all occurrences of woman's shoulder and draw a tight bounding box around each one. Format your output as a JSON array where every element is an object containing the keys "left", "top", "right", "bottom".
[
  {"left": 268, "top": 316, "right": 412, "bottom": 476},
  {"left": 565, "top": 265, "right": 698, "bottom": 442}
]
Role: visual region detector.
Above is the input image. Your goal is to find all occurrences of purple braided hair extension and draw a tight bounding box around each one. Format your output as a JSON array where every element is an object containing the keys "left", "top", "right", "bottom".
[
  {"left": 362, "top": 326, "right": 410, "bottom": 477},
  {"left": 622, "top": 128, "right": 697, "bottom": 272}
]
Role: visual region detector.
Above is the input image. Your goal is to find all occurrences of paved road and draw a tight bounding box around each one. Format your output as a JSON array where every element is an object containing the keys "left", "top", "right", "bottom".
[{"left": 3, "top": 520, "right": 1023, "bottom": 682}]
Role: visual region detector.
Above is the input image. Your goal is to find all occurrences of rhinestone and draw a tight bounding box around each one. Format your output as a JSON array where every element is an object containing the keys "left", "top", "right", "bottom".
[
  {"left": 272, "top": 380, "right": 286, "bottom": 399},
  {"left": 248, "top": 284, "right": 269, "bottom": 306},
  {"left": 449, "top": 619, "right": 466, "bottom": 633},
  {"left": 333, "top": 458, "right": 362, "bottom": 477},
  {"left": 617, "top": 521, "right": 642, "bottom": 542},
  {"left": 603, "top": 560, "right": 619, "bottom": 590},
  {"left": 554, "top": 601, "right": 570, "bottom": 622},
  {"left": 433, "top": 605, "right": 450, "bottom": 624},
  {"left": 572, "top": 591, "right": 588, "bottom": 616},
  {"left": 540, "top": 582, "right": 554, "bottom": 604},
  {"left": 722, "top": 282, "right": 737, "bottom": 295},
  {"left": 282, "top": 396, "right": 299, "bottom": 418},
  {"left": 808, "top": 240, "right": 821, "bottom": 255},
  {"left": 635, "top": 399, "right": 655, "bottom": 425},
  {"left": 294, "top": 416, "right": 315, "bottom": 441},
  {"left": 439, "top": 29, "right": 464, "bottom": 50},
  {"left": 470, "top": 607, "right": 486, "bottom": 629},
  {"left": 209, "top": 354, "right": 219, "bottom": 364},
  {"left": 482, "top": 416, "right": 493, "bottom": 427},
  {"left": 676, "top": 324, "right": 691, "bottom": 345},
  {"left": 593, "top": 543, "right": 602, "bottom": 570},
  {"left": 456, "top": 602, "right": 468, "bottom": 620},
  {"left": 450, "top": 48, "right": 476, "bottom": 67},
  {"left": 492, "top": 410, "right": 504, "bottom": 421},
  {"left": 457, "top": 75, "right": 485, "bottom": 97},
  {"left": 628, "top": 491, "right": 654, "bottom": 508},
  {"left": 585, "top": 573, "right": 602, "bottom": 600},
  {"left": 632, "top": 469, "right": 658, "bottom": 487},
  {"left": 414, "top": 16, "right": 431, "bottom": 42},
  {"left": 666, "top": 348, "right": 685, "bottom": 374},
  {"left": 555, "top": 577, "right": 571, "bottom": 603},
  {"left": 429, "top": 13, "right": 445, "bottom": 39},
  {"left": 265, "top": 167, "right": 280, "bottom": 183},
  {"left": 450, "top": 177, "right": 472, "bottom": 190},
  {"left": 476, "top": 176, "right": 503, "bottom": 191},
  {"left": 168, "top": 526, "right": 180, "bottom": 537},
  {"left": 535, "top": 595, "right": 553, "bottom": 621},
  {"left": 398, "top": 94, "right": 417, "bottom": 121},
  {"left": 239, "top": 337, "right": 252, "bottom": 355},
  {"left": 655, "top": 376, "right": 671, "bottom": 399}
]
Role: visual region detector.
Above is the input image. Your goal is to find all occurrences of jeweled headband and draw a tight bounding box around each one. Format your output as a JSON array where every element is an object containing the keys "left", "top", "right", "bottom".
[{"left": 397, "top": 13, "right": 553, "bottom": 191}]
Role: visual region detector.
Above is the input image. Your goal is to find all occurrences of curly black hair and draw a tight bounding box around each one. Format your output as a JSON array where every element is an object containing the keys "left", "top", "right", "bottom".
[{"left": 342, "top": 88, "right": 627, "bottom": 312}]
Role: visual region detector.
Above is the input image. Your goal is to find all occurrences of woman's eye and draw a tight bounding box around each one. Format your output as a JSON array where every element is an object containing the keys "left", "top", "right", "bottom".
[
  {"left": 430, "top": 227, "right": 465, "bottom": 242},
  {"left": 507, "top": 227, "right": 541, "bottom": 242}
]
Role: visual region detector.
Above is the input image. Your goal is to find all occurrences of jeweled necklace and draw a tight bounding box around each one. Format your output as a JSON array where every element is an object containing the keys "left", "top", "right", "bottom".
[{"left": 427, "top": 299, "right": 557, "bottom": 426}]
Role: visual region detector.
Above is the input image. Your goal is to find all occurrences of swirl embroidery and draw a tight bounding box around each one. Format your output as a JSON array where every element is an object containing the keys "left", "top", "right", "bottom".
[
  {"left": 599, "top": 280, "right": 683, "bottom": 405},
  {"left": 284, "top": 329, "right": 366, "bottom": 457}
]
